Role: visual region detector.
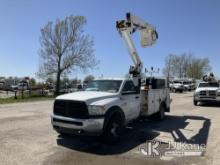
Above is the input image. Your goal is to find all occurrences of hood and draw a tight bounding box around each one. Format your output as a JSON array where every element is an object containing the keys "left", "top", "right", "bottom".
[
  {"left": 56, "top": 91, "right": 118, "bottom": 104},
  {"left": 173, "top": 83, "right": 183, "bottom": 87},
  {"left": 195, "top": 87, "right": 220, "bottom": 93}
]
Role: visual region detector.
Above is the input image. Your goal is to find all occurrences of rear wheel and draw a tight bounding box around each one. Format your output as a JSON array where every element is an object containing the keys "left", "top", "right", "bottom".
[
  {"left": 151, "top": 104, "right": 165, "bottom": 121},
  {"left": 102, "top": 114, "right": 123, "bottom": 144}
]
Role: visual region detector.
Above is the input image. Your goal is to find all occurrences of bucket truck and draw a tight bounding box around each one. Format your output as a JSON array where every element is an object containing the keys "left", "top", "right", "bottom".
[
  {"left": 51, "top": 13, "right": 171, "bottom": 143},
  {"left": 194, "top": 73, "right": 220, "bottom": 106}
]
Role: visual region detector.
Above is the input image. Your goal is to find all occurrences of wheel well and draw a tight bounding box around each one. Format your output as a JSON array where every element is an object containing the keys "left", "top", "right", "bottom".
[
  {"left": 161, "top": 101, "right": 169, "bottom": 112},
  {"left": 103, "top": 106, "right": 125, "bottom": 131}
]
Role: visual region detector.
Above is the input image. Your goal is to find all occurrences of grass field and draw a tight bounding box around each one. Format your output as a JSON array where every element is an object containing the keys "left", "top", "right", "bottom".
[{"left": 0, "top": 95, "right": 54, "bottom": 104}]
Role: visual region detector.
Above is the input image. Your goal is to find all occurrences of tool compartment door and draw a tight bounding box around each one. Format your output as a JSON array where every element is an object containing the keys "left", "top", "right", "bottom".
[{"left": 147, "top": 89, "right": 155, "bottom": 115}]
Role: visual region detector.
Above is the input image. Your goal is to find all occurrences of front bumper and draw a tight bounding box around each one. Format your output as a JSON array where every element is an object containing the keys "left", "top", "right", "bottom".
[
  {"left": 173, "top": 87, "right": 184, "bottom": 92},
  {"left": 51, "top": 113, "right": 105, "bottom": 136},
  {"left": 194, "top": 95, "right": 220, "bottom": 102},
  {"left": 176, "top": 87, "right": 184, "bottom": 90}
]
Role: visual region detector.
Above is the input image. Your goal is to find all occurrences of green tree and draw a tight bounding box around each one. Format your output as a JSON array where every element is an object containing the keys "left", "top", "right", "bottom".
[
  {"left": 29, "top": 78, "right": 36, "bottom": 87},
  {"left": 83, "top": 75, "right": 95, "bottom": 83}
]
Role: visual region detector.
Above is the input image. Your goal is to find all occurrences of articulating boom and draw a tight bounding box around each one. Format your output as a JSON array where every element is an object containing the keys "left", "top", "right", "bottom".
[{"left": 116, "top": 13, "right": 158, "bottom": 86}]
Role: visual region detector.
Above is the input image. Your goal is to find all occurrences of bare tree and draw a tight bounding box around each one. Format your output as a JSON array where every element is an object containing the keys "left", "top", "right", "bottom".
[
  {"left": 163, "top": 54, "right": 183, "bottom": 78},
  {"left": 163, "top": 53, "right": 211, "bottom": 79},
  {"left": 162, "top": 54, "right": 173, "bottom": 81},
  {"left": 37, "top": 15, "right": 98, "bottom": 95},
  {"left": 187, "top": 57, "right": 211, "bottom": 79}
]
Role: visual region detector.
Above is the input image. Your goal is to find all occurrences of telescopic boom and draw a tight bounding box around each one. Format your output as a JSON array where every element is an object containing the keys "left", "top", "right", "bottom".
[{"left": 116, "top": 13, "right": 158, "bottom": 86}]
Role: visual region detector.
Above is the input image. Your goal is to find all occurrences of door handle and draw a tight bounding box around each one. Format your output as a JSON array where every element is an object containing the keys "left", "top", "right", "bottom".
[{"left": 135, "top": 96, "right": 139, "bottom": 99}]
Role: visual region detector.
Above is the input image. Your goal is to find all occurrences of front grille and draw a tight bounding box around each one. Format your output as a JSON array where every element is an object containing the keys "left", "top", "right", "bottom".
[
  {"left": 54, "top": 100, "right": 89, "bottom": 119},
  {"left": 209, "top": 91, "right": 216, "bottom": 96},
  {"left": 199, "top": 90, "right": 216, "bottom": 98},
  {"left": 200, "top": 91, "right": 206, "bottom": 96}
]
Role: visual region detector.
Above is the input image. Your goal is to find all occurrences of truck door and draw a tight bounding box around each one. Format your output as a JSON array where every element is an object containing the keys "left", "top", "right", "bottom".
[{"left": 121, "top": 80, "right": 141, "bottom": 121}]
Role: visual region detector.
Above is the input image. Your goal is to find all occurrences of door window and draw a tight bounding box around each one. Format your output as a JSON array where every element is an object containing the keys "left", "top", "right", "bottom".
[{"left": 122, "top": 81, "right": 137, "bottom": 94}]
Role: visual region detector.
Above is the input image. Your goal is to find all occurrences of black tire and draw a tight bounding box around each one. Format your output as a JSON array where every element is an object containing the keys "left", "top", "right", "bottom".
[
  {"left": 53, "top": 126, "right": 69, "bottom": 137},
  {"left": 194, "top": 100, "right": 198, "bottom": 106},
  {"left": 151, "top": 104, "right": 165, "bottom": 121},
  {"left": 102, "top": 114, "right": 123, "bottom": 144},
  {"left": 56, "top": 130, "right": 69, "bottom": 137}
]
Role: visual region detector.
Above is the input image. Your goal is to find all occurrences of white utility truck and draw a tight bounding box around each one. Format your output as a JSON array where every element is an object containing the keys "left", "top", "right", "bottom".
[
  {"left": 51, "top": 13, "right": 171, "bottom": 143},
  {"left": 194, "top": 73, "right": 220, "bottom": 106}
]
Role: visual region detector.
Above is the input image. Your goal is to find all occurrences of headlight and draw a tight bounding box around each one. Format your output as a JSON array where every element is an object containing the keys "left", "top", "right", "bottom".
[
  {"left": 194, "top": 92, "right": 199, "bottom": 96},
  {"left": 194, "top": 92, "right": 199, "bottom": 100},
  {"left": 88, "top": 105, "right": 106, "bottom": 115}
]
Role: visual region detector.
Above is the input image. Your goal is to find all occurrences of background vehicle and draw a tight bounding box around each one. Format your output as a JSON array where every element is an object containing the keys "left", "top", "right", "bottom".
[
  {"left": 11, "top": 81, "right": 29, "bottom": 91},
  {"left": 0, "top": 80, "right": 5, "bottom": 90},
  {"left": 181, "top": 80, "right": 195, "bottom": 91},
  {"left": 51, "top": 13, "right": 170, "bottom": 143},
  {"left": 194, "top": 73, "right": 220, "bottom": 106},
  {"left": 189, "top": 81, "right": 196, "bottom": 90},
  {"left": 182, "top": 81, "right": 191, "bottom": 91},
  {"left": 169, "top": 81, "right": 184, "bottom": 93}
]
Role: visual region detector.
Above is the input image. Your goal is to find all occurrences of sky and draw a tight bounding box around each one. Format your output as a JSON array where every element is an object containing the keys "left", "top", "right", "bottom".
[{"left": 0, "top": 0, "right": 220, "bottom": 80}]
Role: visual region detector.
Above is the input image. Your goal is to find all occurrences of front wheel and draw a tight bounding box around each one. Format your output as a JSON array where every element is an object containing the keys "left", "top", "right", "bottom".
[
  {"left": 194, "top": 99, "right": 198, "bottom": 106},
  {"left": 55, "top": 129, "right": 69, "bottom": 137},
  {"left": 102, "top": 115, "right": 123, "bottom": 144}
]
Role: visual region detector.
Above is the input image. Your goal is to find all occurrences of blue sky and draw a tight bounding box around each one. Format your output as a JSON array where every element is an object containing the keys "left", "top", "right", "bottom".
[{"left": 0, "top": 0, "right": 220, "bottom": 79}]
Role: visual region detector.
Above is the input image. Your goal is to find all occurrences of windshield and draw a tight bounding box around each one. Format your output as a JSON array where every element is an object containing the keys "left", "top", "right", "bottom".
[
  {"left": 198, "top": 82, "right": 219, "bottom": 88},
  {"left": 84, "top": 80, "right": 122, "bottom": 93},
  {"left": 183, "top": 82, "right": 190, "bottom": 85}
]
